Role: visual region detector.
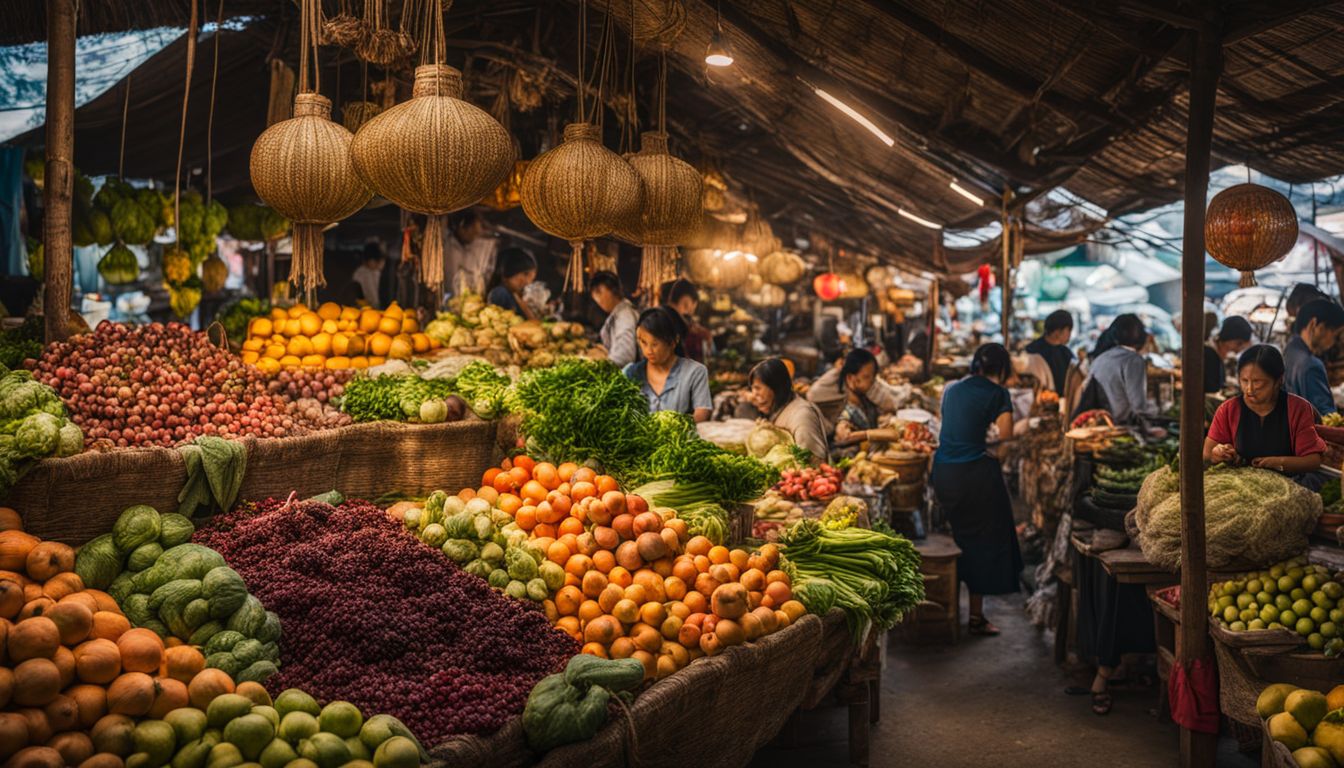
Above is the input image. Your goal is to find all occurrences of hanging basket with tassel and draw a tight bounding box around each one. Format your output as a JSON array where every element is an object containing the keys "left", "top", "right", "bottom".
[
  {"left": 613, "top": 131, "right": 701, "bottom": 246},
  {"left": 350, "top": 64, "right": 515, "bottom": 290},
  {"left": 520, "top": 122, "right": 643, "bottom": 291},
  {"left": 1205, "top": 183, "right": 1299, "bottom": 288},
  {"left": 250, "top": 93, "right": 372, "bottom": 292}
]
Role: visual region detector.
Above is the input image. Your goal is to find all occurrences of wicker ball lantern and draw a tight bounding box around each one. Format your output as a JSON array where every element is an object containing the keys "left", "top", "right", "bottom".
[
  {"left": 759, "top": 250, "right": 807, "bottom": 285},
  {"left": 837, "top": 271, "right": 869, "bottom": 299},
  {"left": 685, "top": 248, "right": 750, "bottom": 291},
  {"left": 685, "top": 215, "right": 740, "bottom": 250},
  {"left": 349, "top": 64, "right": 515, "bottom": 290},
  {"left": 521, "top": 122, "right": 643, "bottom": 290},
  {"left": 740, "top": 207, "right": 780, "bottom": 257},
  {"left": 1205, "top": 183, "right": 1299, "bottom": 288},
  {"left": 250, "top": 93, "right": 372, "bottom": 292},
  {"left": 745, "top": 282, "right": 787, "bottom": 308},
  {"left": 613, "top": 132, "right": 702, "bottom": 246},
  {"left": 813, "top": 272, "right": 844, "bottom": 301},
  {"left": 632, "top": 0, "right": 686, "bottom": 47}
]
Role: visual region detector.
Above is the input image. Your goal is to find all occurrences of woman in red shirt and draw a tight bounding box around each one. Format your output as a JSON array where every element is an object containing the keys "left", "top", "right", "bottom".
[{"left": 1203, "top": 344, "right": 1325, "bottom": 475}]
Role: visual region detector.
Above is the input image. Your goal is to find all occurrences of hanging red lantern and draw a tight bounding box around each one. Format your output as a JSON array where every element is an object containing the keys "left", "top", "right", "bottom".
[
  {"left": 977, "top": 263, "right": 993, "bottom": 304},
  {"left": 813, "top": 272, "right": 845, "bottom": 301}
]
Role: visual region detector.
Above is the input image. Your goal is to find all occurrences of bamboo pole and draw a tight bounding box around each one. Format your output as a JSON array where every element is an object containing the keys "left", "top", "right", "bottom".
[
  {"left": 1001, "top": 188, "right": 1012, "bottom": 345},
  {"left": 1178, "top": 19, "right": 1222, "bottom": 768},
  {"left": 43, "top": 0, "right": 77, "bottom": 343}
]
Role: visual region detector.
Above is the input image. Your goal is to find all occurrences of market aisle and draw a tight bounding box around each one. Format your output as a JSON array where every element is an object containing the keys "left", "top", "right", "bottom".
[{"left": 751, "top": 594, "right": 1183, "bottom": 768}]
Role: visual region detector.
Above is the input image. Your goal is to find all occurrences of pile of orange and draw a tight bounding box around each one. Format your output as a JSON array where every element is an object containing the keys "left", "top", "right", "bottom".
[
  {"left": 454, "top": 456, "right": 804, "bottom": 681},
  {"left": 241, "top": 301, "right": 440, "bottom": 373}
]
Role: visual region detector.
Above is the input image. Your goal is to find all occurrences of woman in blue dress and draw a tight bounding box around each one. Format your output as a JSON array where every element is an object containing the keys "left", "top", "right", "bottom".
[
  {"left": 931, "top": 342, "right": 1023, "bottom": 636},
  {"left": 623, "top": 307, "right": 713, "bottom": 422}
]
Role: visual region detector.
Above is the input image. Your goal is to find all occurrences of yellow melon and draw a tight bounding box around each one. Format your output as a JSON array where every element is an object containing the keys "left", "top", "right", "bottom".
[
  {"left": 311, "top": 333, "right": 332, "bottom": 356},
  {"left": 288, "top": 303, "right": 309, "bottom": 318},
  {"left": 283, "top": 318, "right": 303, "bottom": 337},
  {"left": 264, "top": 344, "right": 286, "bottom": 360},
  {"left": 241, "top": 338, "right": 265, "bottom": 352},
  {"left": 357, "top": 310, "right": 381, "bottom": 334},
  {"left": 383, "top": 301, "right": 404, "bottom": 320},
  {"left": 256, "top": 357, "right": 281, "bottom": 374},
  {"left": 299, "top": 313, "right": 322, "bottom": 336},
  {"left": 286, "top": 336, "right": 314, "bottom": 357},
  {"left": 241, "top": 351, "right": 260, "bottom": 365},
  {"left": 270, "top": 307, "right": 287, "bottom": 324},
  {"left": 340, "top": 306, "right": 360, "bottom": 322},
  {"left": 350, "top": 356, "right": 369, "bottom": 369},
  {"left": 249, "top": 317, "right": 273, "bottom": 338},
  {"left": 279, "top": 354, "right": 302, "bottom": 367},
  {"left": 325, "top": 356, "right": 351, "bottom": 369},
  {"left": 368, "top": 333, "right": 393, "bottom": 357},
  {"left": 301, "top": 354, "right": 325, "bottom": 368},
  {"left": 388, "top": 337, "right": 413, "bottom": 360},
  {"left": 401, "top": 316, "right": 418, "bottom": 334},
  {"left": 377, "top": 315, "right": 401, "bottom": 335},
  {"left": 368, "top": 355, "right": 386, "bottom": 366},
  {"left": 411, "top": 333, "right": 430, "bottom": 353},
  {"left": 317, "top": 302, "right": 342, "bottom": 321},
  {"left": 321, "top": 319, "right": 339, "bottom": 335}
]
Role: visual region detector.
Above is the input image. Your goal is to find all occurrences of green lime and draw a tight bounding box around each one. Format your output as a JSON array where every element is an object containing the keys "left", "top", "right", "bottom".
[
  {"left": 1295, "top": 599, "right": 1314, "bottom": 616},
  {"left": 1247, "top": 579, "right": 1264, "bottom": 595},
  {"left": 1237, "top": 593, "right": 1254, "bottom": 609},
  {"left": 1261, "top": 605, "right": 1281, "bottom": 623},
  {"left": 1249, "top": 619, "right": 1267, "bottom": 630},
  {"left": 1297, "top": 617, "right": 1317, "bottom": 635},
  {"left": 1304, "top": 575, "right": 1320, "bottom": 592},
  {"left": 1280, "top": 575, "right": 1298, "bottom": 592},
  {"left": 1310, "top": 633, "right": 1326, "bottom": 650},
  {"left": 1257, "top": 591, "right": 1274, "bottom": 607},
  {"left": 1282, "top": 610, "right": 1299, "bottom": 626},
  {"left": 1324, "top": 582, "right": 1343, "bottom": 600},
  {"left": 1313, "top": 607, "right": 1330, "bottom": 624},
  {"left": 1279, "top": 595, "right": 1295, "bottom": 611},
  {"left": 1231, "top": 621, "right": 1247, "bottom": 631},
  {"left": 1331, "top": 608, "right": 1343, "bottom": 624},
  {"left": 1323, "top": 622, "right": 1338, "bottom": 638},
  {"left": 1290, "top": 567, "right": 1306, "bottom": 581},
  {"left": 1271, "top": 565, "right": 1286, "bottom": 579},
  {"left": 1242, "top": 608, "right": 1259, "bottom": 622},
  {"left": 1270, "top": 622, "right": 1285, "bottom": 630},
  {"left": 1293, "top": 588, "right": 1309, "bottom": 601}
]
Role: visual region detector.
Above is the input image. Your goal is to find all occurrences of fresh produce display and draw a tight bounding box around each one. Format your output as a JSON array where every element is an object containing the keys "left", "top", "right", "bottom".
[
  {"left": 1207, "top": 556, "right": 1344, "bottom": 655},
  {"left": 879, "top": 420, "right": 936, "bottom": 454},
  {"left": 398, "top": 456, "right": 803, "bottom": 682},
  {"left": 780, "top": 519, "right": 924, "bottom": 637},
  {"left": 634, "top": 411, "right": 779, "bottom": 505},
  {"left": 215, "top": 298, "right": 271, "bottom": 353},
  {"left": 193, "top": 496, "right": 578, "bottom": 737},
  {"left": 76, "top": 505, "right": 282, "bottom": 680},
  {"left": 1325, "top": 413, "right": 1344, "bottom": 428},
  {"left": 773, "top": 464, "right": 843, "bottom": 502},
  {"left": 843, "top": 452, "right": 896, "bottom": 487},
  {"left": 32, "top": 322, "right": 347, "bottom": 447},
  {"left": 1259, "top": 682, "right": 1344, "bottom": 766},
  {"left": 1088, "top": 459, "right": 1159, "bottom": 512},
  {"left": 629, "top": 481, "right": 730, "bottom": 545},
  {"left": 752, "top": 491, "right": 803, "bottom": 541},
  {"left": 338, "top": 374, "right": 462, "bottom": 424},
  {"left": 522, "top": 655, "right": 644, "bottom": 752},
  {"left": 241, "top": 301, "right": 437, "bottom": 373},
  {"left": 0, "top": 319, "right": 44, "bottom": 371},
  {"left": 450, "top": 361, "right": 512, "bottom": 419},
  {"left": 424, "top": 292, "right": 592, "bottom": 368},
  {"left": 743, "top": 423, "right": 809, "bottom": 470},
  {"left": 1135, "top": 464, "right": 1322, "bottom": 569},
  {"left": 96, "top": 243, "right": 140, "bottom": 286},
  {"left": 0, "top": 365, "right": 83, "bottom": 495},
  {"left": 83, "top": 178, "right": 168, "bottom": 248},
  {"left": 225, "top": 201, "right": 289, "bottom": 242}
]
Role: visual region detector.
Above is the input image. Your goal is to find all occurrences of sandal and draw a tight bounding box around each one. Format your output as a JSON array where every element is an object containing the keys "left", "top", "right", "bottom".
[
  {"left": 968, "top": 616, "right": 1000, "bottom": 636},
  {"left": 1091, "top": 691, "right": 1112, "bottom": 716}
]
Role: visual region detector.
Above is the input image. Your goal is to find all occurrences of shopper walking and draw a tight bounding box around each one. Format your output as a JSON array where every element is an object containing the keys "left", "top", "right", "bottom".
[
  {"left": 747, "top": 358, "right": 830, "bottom": 464},
  {"left": 624, "top": 307, "right": 712, "bottom": 422},
  {"left": 590, "top": 271, "right": 639, "bottom": 368},
  {"left": 1284, "top": 299, "right": 1344, "bottom": 417},
  {"left": 930, "top": 343, "right": 1023, "bottom": 637}
]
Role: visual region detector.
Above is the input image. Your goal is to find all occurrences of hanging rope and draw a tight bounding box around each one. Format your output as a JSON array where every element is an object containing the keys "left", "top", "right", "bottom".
[
  {"left": 576, "top": 0, "right": 587, "bottom": 123},
  {"left": 206, "top": 0, "right": 224, "bottom": 202},
  {"left": 173, "top": 0, "right": 200, "bottom": 248},
  {"left": 118, "top": 73, "right": 131, "bottom": 181}
]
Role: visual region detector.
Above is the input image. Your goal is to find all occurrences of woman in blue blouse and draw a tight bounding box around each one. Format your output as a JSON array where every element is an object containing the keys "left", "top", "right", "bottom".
[
  {"left": 931, "top": 342, "right": 1023, "bottom": 636},
  {"left": 624, "top": 307, "right": 713, "bottom": 422}
]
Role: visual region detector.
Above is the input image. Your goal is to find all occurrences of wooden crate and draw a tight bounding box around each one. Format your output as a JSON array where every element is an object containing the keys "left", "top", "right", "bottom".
[{"left": 897, "top": 534, "right": 960, "bottom": 644}]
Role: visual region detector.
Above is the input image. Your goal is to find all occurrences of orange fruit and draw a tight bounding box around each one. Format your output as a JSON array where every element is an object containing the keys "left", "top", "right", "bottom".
[
  {"left": 310, "top": 332, "right": 333, "bottom": 356},
  {"left": 411, "top": 333, "right": 430, "bottom": 353},
  {"left": 708, "top": 546, "right": 731, "bottom": 565},
  {"left": 571, "top": 482, "right": 597, "bottom": 501},
  {"left": 508, "top": 466, "right": 531, "bottom": 487},
  {"left": 533, "top": 463, "right": 560, "bottom": 490},
  {"left": 608, "top": 566, "right": 633, "bottom": 588},
  {"left": 572, "top": 467, "right": 597, "bottom": 485},
  {"left": 592, "top": 550, "right": 616, "bottom": 573},
  {"left": 241, "top": 351, "right": 260, "bottom": 365},
  {"left": 534, "top": 523, "right": 557, "bottom": 539},
  {"left": 596, "top": 475, "right": 620, "bottom": 495},
  {"left": 557, "top": 586, "right": 586, "bottom": 615},
  {"left": 474, "top": 486, "right": 499, "bottom": 505},
  {"left": 685, "top": 536, "right": 712, "bottom": 557},
  {"left": 317, "top": 302, "right": 342, "bottom": 320},
  {"left": 368, "top": 332, "right": 393, "bottom": 357},
  {"left": 514, "top": 506, "right": 537, "bottom": 531},
  {"left": 401, "top": 316, "right": 419, "bottom": 334},
  {"left": 555, "top": 616, "right": 581, "bottom": 639},
  {"left": 324, "top": 356, "right": 351, "bottom": 369},
  {"left": 577, "top": 600, "right": 603, "bottom": 623},
  {"left": 388, "top": 336, "right": 413, "bottom": 360},
  {"left": 359, "top": 309, "right": 382, "bottom": 333},
  {"left": 483, "top": 467, "right": 503, "bottom": 486},
  {"left": 547, "top": 541, "right": 571, "bottom": 565},
  {"left": 558, "top": 462, "right": 580, "bottom": 482},
  {"left": 299, "top": 312, "right": 322, "bottom": 336},
  {"left": 558, "top": 516, "right": 585, "bottom": 537},
  {"left": 496, "top": 494, "right": 522, "bottom": 516},
  {"left": 729, "top": 549, "right": 750, "bottom": 570},
  {"left": 581, "top": 642, "right": 609, "bottom": 658},
  {"left": 582, "top": 571, "right": 609, "bottom": 599},
  {"left": 378, "top": 315, "right": 402, "bottom": 335},
  {"left": 512, "top": 455, "right": 535, "bottom": 473},
  {"left": 612, "top": 599, "right": 640, "bottom": 624},
  {"left": 249, "top": 317, "right": 273, "bottom": 337},
  {"left": 288, "top": 303, "right": 310, "bottom": 317},
  {"left": 520, "top": 480, "right": 548, "bottom": 505},
  {"left": 565, "top": 554, "right": 594, "bottom": 577}
]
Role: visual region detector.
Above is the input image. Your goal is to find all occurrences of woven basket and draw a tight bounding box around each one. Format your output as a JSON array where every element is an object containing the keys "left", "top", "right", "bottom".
[
  {"left": 350, "top": 64, "right": 515, "bottom": 289},
  {"left": 1205, "top": 183, "right": 1299, "bottom": 288},
  {"left": 740, "top": 208, "right": 780, "bottom": 257},
  {"left": 684, "top": 248, "right": 750, "bottom": 290},
  {"left": 683, "top": 215, "right": 740, "bottom": 250},
  {"left": 759, "top": 250, "right": 806, "bottom": 285},
  {"left": 250, "top": 93, "right": 371, "bottom": 291},
  {"left": 611, "top": 132, "right": 701, "bottom": 247},
  {"left": 520, "top": 123, "right": 643, "bottom": 290}
]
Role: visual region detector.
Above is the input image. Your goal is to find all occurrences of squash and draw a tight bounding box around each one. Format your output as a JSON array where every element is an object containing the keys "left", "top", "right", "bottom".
[
  {"left": 90, "top": 612, "right": 130, "bottom": 642},
  {"left": 4, "top": 746, "right": 63, "bottom": 768},
  {"left": 0, "top": 712, "right": 26, "bottom": 761},
  {"left": 24, "top": 542, "right": 74, "bottom": 583},
  {"left": 0, "top": 668, "right": 12, "bottom": 708},
  {"left": 51, "top": 646, "right": 74, "bottom": 689},
  {"left": 66, "top": 684, "right": 107, "bottom": 729},
  {"left": 148, "top": 676, "right": 188, "bottom": 719},
  {"left": 90, "top": 714, "right": 135, "bottom": 757},
  {"left": 44, "top": 602, "right": 92, "bottom": 645},
  {"left": 42, "top": 693, "right": 78, "bottom": 731},
  {"left": 0, "top": 580, "right": 22, "bottom": 621},
  {"left": 9, "top": 617, "right": 59, "bottom": 662},
  {"left": 0, "top": 509, "right": 24, "bottom": 533},
  {"left": 15, "top": 708, "right": 51, "bottom": 747},
  {"left": 83, "top": 590, "right": 120, "bottom": 615},
  {"left": 157, "top": 514, "right": 195, "bottom": 549},
  {"left": 16, "top": 598, "right": 53, "bottom": 622},
  {"left": 106, "top": 672, "right": 155, "bottom": 716},
  {"left": 77, "top": 754, "right": 125, "bottom": 768},
  {"left": 56, "top": 592, "right": 99, "bottom": 614},
  {"left": 233, "top": 682, "right": 270, "bottom": 708},
  {"left": 46, "top": 732, "right": 94, "bottom": 767},
  {"left": 0, "top": 532, "right": 40, "bottom": 572},
  {"left": 125, "top": 543, "right": 163, "bottom": 574},
  {"left": 201, "top": 567, "right": 247, "bottom": 620},
  {"left": 12, "top": 658, "right": 61, "bottom": 707},
  {"left": 115, "top": 629, "right": 162, "bottom": 675},
  {"left": 72, "top": 535, "right": 122, "bottom": 592},
  {"left": 163, "top": 646, "right": 205, "bottom": 684},
  {"left": 40, "top": 572, "right": 83, "bottom": 602},
  {"left": 111, "top": 506, "right": 161, "bottom": 554},
  {"left": 186, "top": 668, "right": 233, "bottom": 710},
  {"left": 73, "top": 639, "right": 121, "bottom": 685}
]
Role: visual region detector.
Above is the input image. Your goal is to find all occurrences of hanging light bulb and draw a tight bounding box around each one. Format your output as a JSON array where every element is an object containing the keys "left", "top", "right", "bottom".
[{"left": 705, "top": 1, "right": 734, "bottom": 67}]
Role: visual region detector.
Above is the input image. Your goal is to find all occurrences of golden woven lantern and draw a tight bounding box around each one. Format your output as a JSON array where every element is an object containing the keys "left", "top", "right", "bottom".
[
  {"left": 250, "top": 92, "right": 371, "bottom": 292},
  {"left": 350, "top": 64, "right": 515, "bottom": 290},
  {"left": 759, "top": 250, "right": 807, "bottom": 285},
  {"left": 520, "top": 122, "right": 643, "bottom": 290},
  {"left": 740, "top": 207, "right": 780, "bottom": 257},
  {"left": 341, "top": 100, "right": 382, "bottom": 133},
  {"left": 685, "top": 248, "right": 750, "bottom": 291},
  {"left": 1205, "top": 183, "right": 1299, "bottom": 287},
  {"left": 837, "top": 271, "right": 870, "bottom": 299},
  {"left": 684, "top": 215, "right": 739, "bottom": 250},
  {"left": 613, "top": 132, "right": 702, "bottom": 246},
  {"left": 632, "top": 0, "right": 686, "bottom": 47}
]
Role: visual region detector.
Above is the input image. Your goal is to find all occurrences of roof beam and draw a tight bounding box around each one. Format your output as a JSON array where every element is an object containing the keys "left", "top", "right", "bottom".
[
  {"left": 1224, "top": 0, "right": 1344, "bottom": 44},
  {"left": 861, "top": 0, "right": 1129, "bottom": 131}
]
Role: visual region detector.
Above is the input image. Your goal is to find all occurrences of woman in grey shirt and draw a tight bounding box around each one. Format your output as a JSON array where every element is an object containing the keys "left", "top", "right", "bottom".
[{"left": 624, "top": 307, "right": 713, "bottom": 422}]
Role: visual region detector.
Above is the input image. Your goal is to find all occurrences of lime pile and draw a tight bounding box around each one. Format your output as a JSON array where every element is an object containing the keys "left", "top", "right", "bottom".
[
  {"left": 1208, "top": 556, "right": 1344, "bottom": 655},
  {"left": 1261, "top": 683, "right": 1344, "bottom": 767}
]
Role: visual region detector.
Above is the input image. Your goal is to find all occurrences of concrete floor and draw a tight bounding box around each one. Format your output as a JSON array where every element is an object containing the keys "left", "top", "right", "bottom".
[{"left": 750, "top": 593, "right": 1260, "bottom": 768}]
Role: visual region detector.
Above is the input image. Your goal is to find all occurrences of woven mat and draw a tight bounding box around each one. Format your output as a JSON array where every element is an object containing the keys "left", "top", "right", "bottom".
[{"left": 9, "top": 419, "right": 498, "bottom": 544}]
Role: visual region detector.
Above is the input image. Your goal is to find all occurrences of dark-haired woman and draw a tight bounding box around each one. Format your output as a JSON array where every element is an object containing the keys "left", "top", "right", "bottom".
[
  {"left": 624, "top": 307, "right": 712, "bottom": 422},
  {"left": 1204, "top": 344, "right": 1325, "bottom": 475},
  {"left": 832, "top": 349, "right": 884, "bottom": 455},
  {"left": 931, "top": 343, "right": 1023, "bottom": 637},
  {"left": 487, "top": 247, "right": 539, "bottom": 321},
  {"left": 661, "top": 279, "right": 712, "bottom": 365},
  {"left": 748, "top": 358, "right": 829, "bottom": 463}
]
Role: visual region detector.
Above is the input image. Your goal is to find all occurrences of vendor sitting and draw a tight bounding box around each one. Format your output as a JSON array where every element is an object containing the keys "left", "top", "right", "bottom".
[
  {"left": 1203, "top": 344, "right": 1325, "bottom": 476},
  {"left": 623, "top": 307, "right": 712, "bottom": 423},
  {"left": 831, "top": 349, "right": 885, "bottom": 454},
  {"left": 748, "top": 358, "right": 830, "bottom": 464},
  {"left": 807, "top": 349, "right": 900, "bottom": 437}
]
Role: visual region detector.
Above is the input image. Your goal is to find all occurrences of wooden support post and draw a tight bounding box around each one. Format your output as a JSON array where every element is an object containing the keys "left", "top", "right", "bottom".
[
  {"left": 925, "top": 278, "right": 939, "bottom": 378},
  {"left": 43, "top": 0, "right": 77, "bottom": 344},
  {"left": 1177, "top": 18, "right": 1222, "bottom": 768},
  {"left": 1001, "top": 189, "right": 1013, "bottom": 345}
]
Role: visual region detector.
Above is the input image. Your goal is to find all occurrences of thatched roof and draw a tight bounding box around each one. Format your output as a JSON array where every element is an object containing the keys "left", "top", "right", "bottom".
[{"left": 8, "top": 0, "right": 1344, "bottom": 273}]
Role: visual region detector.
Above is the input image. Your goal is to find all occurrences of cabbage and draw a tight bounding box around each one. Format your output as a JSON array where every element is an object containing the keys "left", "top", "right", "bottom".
[
  {"left": 14, "top": 412, "right": 60, "bottom": 457},
  {"left": 56, "top": 422, "right": 83, "bottom": 456},
  {"left": 762, "top": 443, "right": 803, "bottom": 471},
  {"left": 746, "top": 422, "right": 793, "bottom": 458}
]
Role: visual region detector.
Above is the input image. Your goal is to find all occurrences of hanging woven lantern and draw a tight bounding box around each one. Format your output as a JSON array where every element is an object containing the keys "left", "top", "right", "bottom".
[
  {"left": 813, "top": 272, "right": 845, "bottom": 301},
  {"left": 613, "top": 132, "right": 701, "bottom": 246},
  {"left": 740, "top": 207, "right": 780, "bottom": 257},
  {"left": 250, "top": 93, "right": 371, "bottom": 292},
  {"left": 745, "top": 282, "right": 787, "bottom": 308},
  {"left": 684, "top": 215, "right": 740, "bottom": 250},
  {"left": 837, "top": 271, "right": 869, "bottom": 299},
  {"left": 341, "top": 100, "right": 382, "bottom": 133},
  {"left": 1205, "top": 183, "right": 1299, "bottom": 288},
  {"left": 685, "top": 248, "right": 750, "bottom": 291},
  {"left": 759, "top": 250, "right": 807, "bottom": 285},
  {"left": 350, "top": 64, "right": 515, "bottom": 290},
  {"left": 520, "top": 122, "right": 643, "bottom": 290}
]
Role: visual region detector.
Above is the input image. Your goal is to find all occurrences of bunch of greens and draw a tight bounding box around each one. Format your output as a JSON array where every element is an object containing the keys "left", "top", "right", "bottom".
[
  {"left": 630, "top": 479, "right": 731, "bottom": 543},
  {"left": 339, "top": 374, "right": 458, "bottom": 422},
  {"left": 780, "top": 519, "right": 924, "bottom": 639},
  {"left": 0, "top": 318, "right": 44, "bottom": 370},
  {"left": 510, "top": 359, "right": 655, "bottom": 478},
  {"left": 632, "top": 411, "right": 778, "bottom": 503},
  {"left": 453, "top": 361, "right": 511, "bottom": 418}
]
